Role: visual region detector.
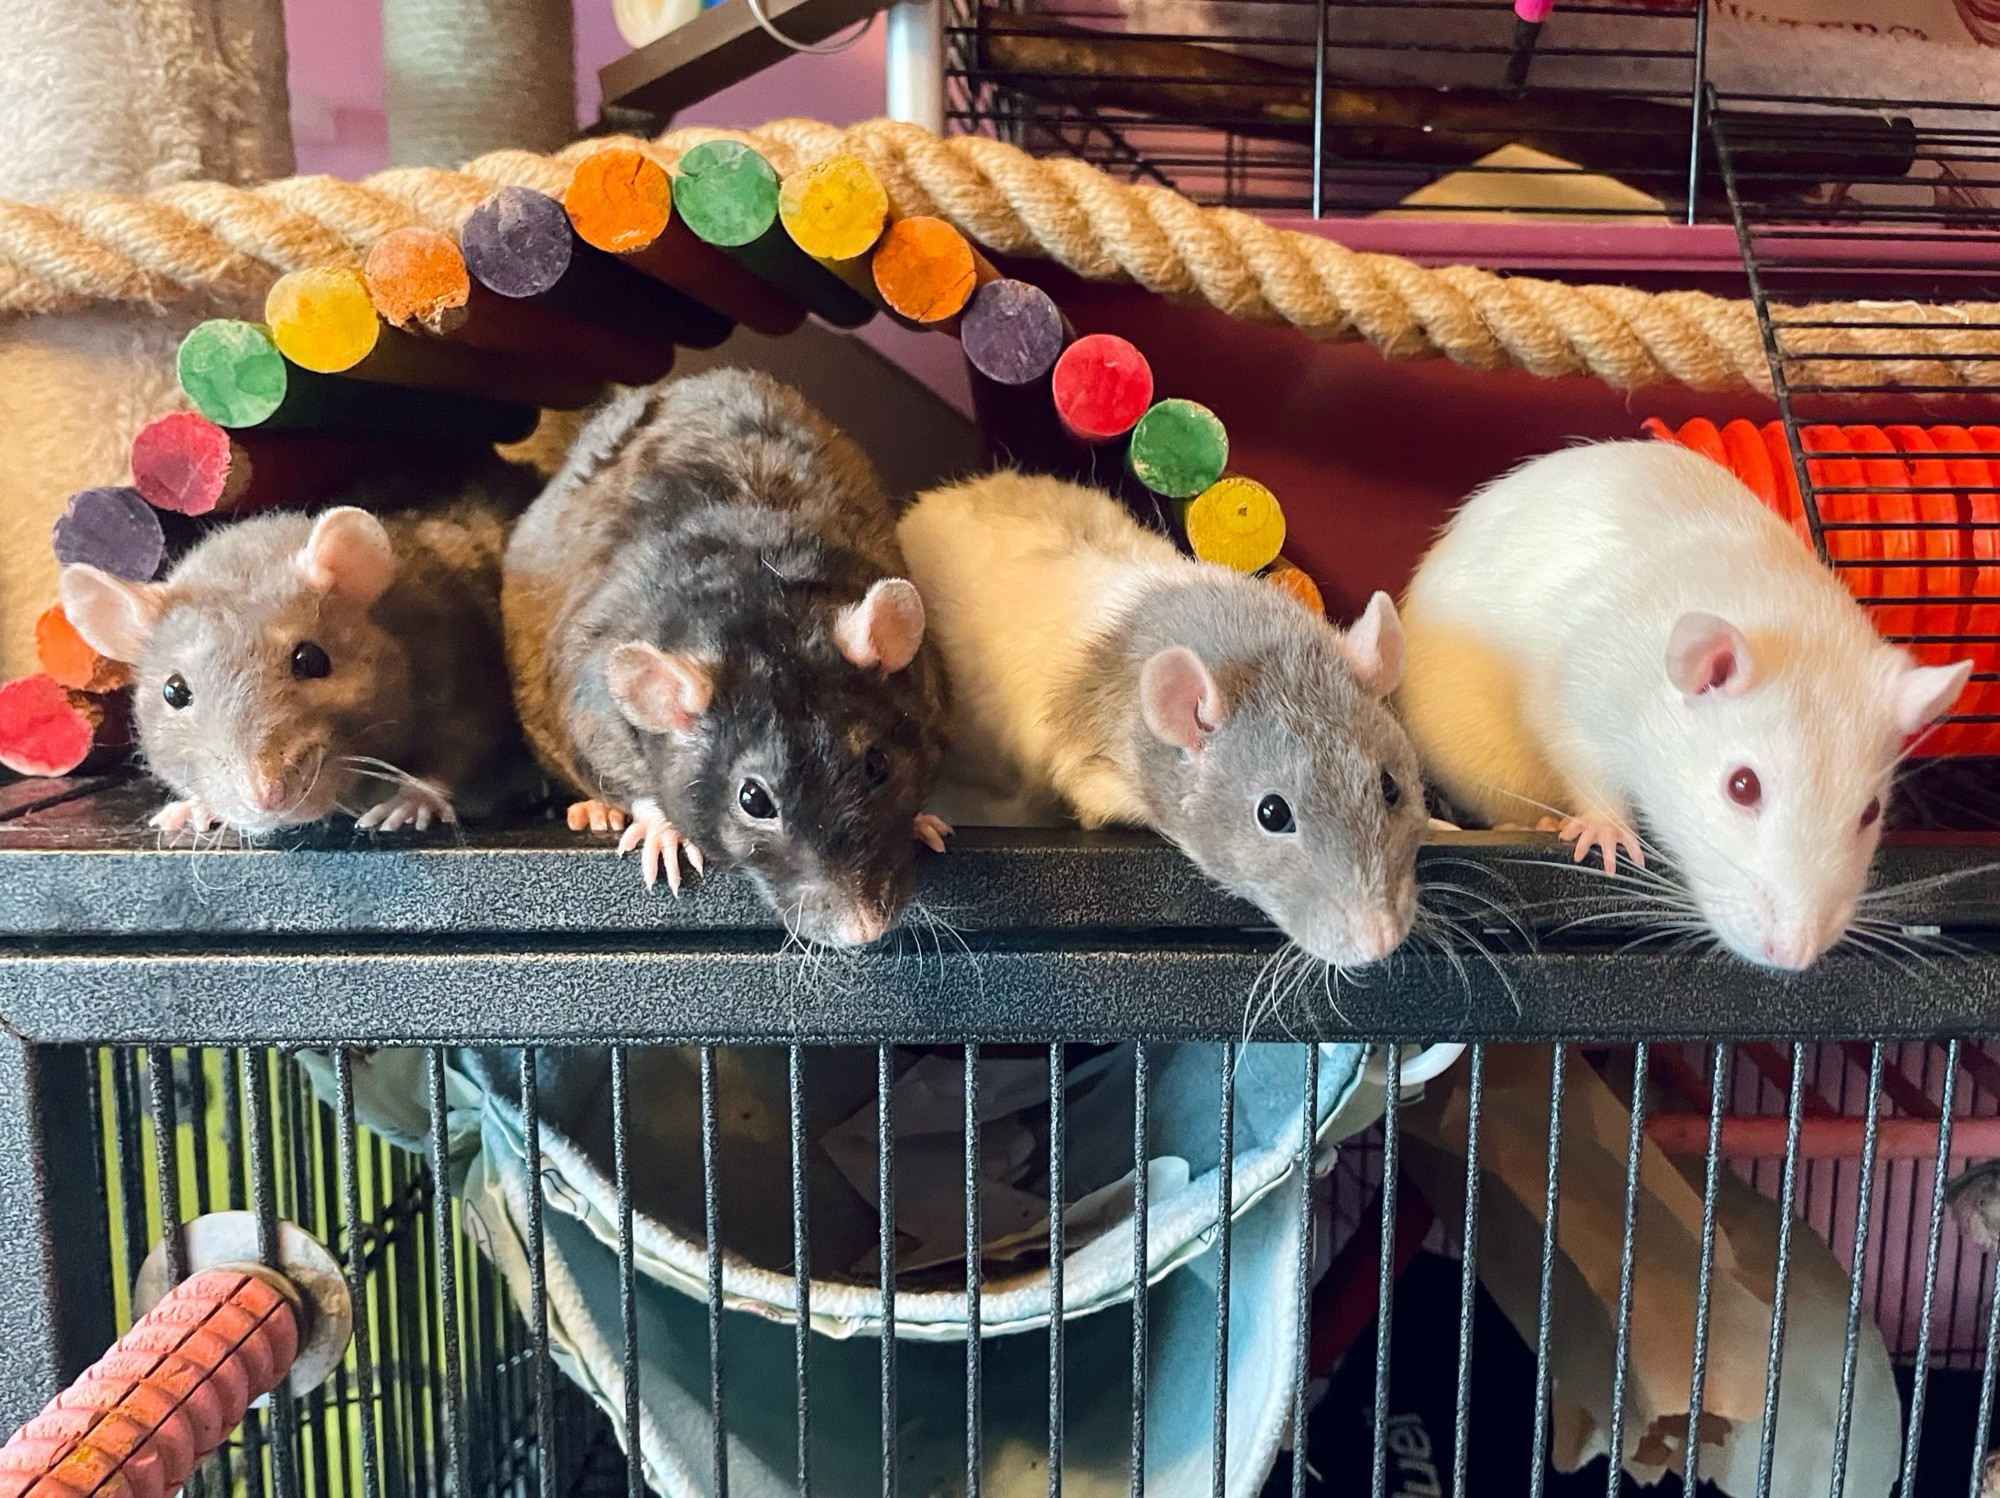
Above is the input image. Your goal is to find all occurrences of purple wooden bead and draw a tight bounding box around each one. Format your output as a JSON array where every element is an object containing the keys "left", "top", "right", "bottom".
[
  {"left": 960, "top": 280, "right": 1070, "bottom": 387},
  {"left": 461, "top": 186, "right": 575, "bottom": 300},
  {"left": 52, "top": 486, "right": 166, "bottom": 581}
]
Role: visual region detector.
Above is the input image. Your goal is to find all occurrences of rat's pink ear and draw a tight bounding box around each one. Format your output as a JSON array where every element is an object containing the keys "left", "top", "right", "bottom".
[
  {"left": 1666, "top": 612, "right": 1753, "bottom": 698},
  {"left": 58, "top": 564, "right": 166, "bottom": 663},
  {"left": 834, "top": 578, "right": 925, "bottom": 673},
  {"left": 296, "top": 507, "right": 395, "bottom": 605},
  {"left": 1339, "top": 592, "right": 1404, "bottom": 698},
  {"left": 606, "top": 642, "right": 712, "bottom": 735},
  {"left": 1141, "top": 646, "right": 1227, "bottom": 755},
  {"left": 1889, "top": 657, "right": 1973, "bottom": 736}
]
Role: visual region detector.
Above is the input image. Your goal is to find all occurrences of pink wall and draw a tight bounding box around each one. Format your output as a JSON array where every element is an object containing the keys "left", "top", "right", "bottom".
[{"left": 284, "top": 0, "right": 889, "bottom": 176}]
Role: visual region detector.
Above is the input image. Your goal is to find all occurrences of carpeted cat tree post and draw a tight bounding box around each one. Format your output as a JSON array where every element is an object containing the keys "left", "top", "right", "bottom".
[
  {"left": 0, "top": 0, "right": 580, "bottom": 679},
  {"left": 0, "top": 0, "right": 293, "bottom": 679}
]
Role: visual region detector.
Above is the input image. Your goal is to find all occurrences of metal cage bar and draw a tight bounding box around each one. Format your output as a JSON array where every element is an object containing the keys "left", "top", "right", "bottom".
[{"left": 12, "top": 1033, "right": 2000, "bottom": 1498}]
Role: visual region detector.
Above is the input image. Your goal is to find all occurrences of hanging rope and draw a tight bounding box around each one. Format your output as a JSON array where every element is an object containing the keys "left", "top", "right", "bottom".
[{"left": 0, "top": 116, "right": 1986, "bottom": 395}]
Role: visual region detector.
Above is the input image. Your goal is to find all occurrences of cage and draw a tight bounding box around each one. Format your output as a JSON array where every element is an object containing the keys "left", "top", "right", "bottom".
[
  {"left": 2, "top": 773, "right": 2000, "bottom": 1498},
  {"left": 8, "top": 11, "right": 2000, "bottom": 1498},
  {"left": 946, "top": 0, "right": 1723, "bottom": 220}
]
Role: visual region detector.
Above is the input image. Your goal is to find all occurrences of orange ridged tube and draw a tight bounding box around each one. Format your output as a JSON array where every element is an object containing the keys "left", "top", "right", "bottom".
[
  {"left": 0, "top": 1269, "right": 301, "bottom": 1498},
  {"left": 1647, "top": 415, "right": 1998, "bottom": 755}
]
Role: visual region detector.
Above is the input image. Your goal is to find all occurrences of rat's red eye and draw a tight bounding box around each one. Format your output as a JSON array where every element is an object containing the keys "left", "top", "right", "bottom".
[
  {"left": 1860, "top": 796, "right": 1881, "bottom": 830},
  {"left": 1727, "top": 767, "right": 1762, "bottom": 808}
]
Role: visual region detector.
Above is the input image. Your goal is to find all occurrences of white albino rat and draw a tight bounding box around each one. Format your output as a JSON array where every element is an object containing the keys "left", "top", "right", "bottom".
[
  {"left": 899, "top": 469, "right": 1426, "bottom": 969},
  {"left": 1399, "top": 440, "right": 1972, "bottom": 971}
]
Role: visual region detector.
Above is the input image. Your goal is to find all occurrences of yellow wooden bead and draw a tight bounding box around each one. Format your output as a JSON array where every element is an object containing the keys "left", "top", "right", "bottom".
[
  {"left": 265, "top": 266, "right": 381, "bottom": 374},
  {"left": 1185, "top": 475, "right": 1286, "bottom": 574}
]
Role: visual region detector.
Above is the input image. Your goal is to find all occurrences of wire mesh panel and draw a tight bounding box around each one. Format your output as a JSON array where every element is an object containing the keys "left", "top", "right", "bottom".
[
  {"left": 1715, "top": 93, "right": 2000, "bottom": 756},
  {"left": 946, "top": 0, "right": 1717, "bottom": 217},
  {"left": 87, "top": 1047, "right": 626, "bottom": 1498},
  {"left": 59, "top": 1038, "right": 2000, "bottom": 1498}
]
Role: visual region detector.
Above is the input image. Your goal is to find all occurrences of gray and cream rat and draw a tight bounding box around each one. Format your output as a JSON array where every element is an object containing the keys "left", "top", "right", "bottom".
[
  {"left": 897, "top": 469, "right": 1424, "bottom": 968},
  {"left": 502, "top": 367, "right": 951, "bottom": 947},
  {"left": 1399, "top": 440, "right": 1972, "bottom": 971},
  {"left": 58, "top": 458, "right": 534, "bottom": 837}
]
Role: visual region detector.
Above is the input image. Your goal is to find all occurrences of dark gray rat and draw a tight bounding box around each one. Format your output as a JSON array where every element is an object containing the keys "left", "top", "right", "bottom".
[
  {"left": 58, "top": 456, "right": 535, "bottom": 838},
  {"left": 502, "top": 367, "right": 951, "bottom": 947},
  {"left": 899, "top": 469, "right": 1424, "bottom": 968}
]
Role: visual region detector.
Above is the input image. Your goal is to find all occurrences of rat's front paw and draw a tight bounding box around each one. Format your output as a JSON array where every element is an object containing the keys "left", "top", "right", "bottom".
[
  {"left": 152, "top": 799, "right": 220, "bottom": 836},
  {"left": 618, "top": 797, "right": 703, "bottom": 893},
  {"left": 1550, "top": 814, "right": 1644, "bottom": 875},
  {"left": 566, "top": 799, "right": 628, "bottom": 835},
  {"left": 358, "top": 781, "right": 456, "bottom": 833},
  {"left": 913, "top": 811, "right": 953, "bottom": 853}
]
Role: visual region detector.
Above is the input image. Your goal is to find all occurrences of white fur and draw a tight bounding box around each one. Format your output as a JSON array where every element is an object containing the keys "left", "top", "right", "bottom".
[
  {"left": 1399, "top": 440, "right": 1970, "bottom": 970},
  {"left": 895, "top": 469, "right": 1186, "bottom": 826}
]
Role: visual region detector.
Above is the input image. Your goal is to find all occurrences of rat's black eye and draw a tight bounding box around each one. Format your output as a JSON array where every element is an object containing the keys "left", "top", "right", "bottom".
[
  {"left": 290, "top": 641, "right": 331, "bottom": 680},
  {"left": 1380, "top": 769, "right": 1401, "bottom": 808},
  {"left": 1860, "top": 796, "right": 1881, "bottom": 830},
  {"left": 1257, "top": 793, "right": 1296, "bottom": 834},
  {"left": 738, "top": 779, "right": 778, "bottom": 821},
  {"left": 864, "top": 746, "right": 890, "bottom": 786},
  {"left": 162, "top": 673, "right": 193, "bottom": 711}
]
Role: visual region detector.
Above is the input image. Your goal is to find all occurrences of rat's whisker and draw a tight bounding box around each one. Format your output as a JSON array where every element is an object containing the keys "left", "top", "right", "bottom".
[
  {"left": 1860, "top": 859, "right": 2000, "bottom": 906},
  {"left": 1419, "top": 879, "right": 1533, "bottom": 945}
]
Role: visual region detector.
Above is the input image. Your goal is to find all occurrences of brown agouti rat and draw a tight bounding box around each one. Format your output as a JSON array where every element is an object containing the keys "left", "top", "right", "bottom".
[
  {"left": 58, "top": 457, "right": 536, "bottom": 838},
  {"left": 502, "top": 368, "right": 951, "bottom": 947}
]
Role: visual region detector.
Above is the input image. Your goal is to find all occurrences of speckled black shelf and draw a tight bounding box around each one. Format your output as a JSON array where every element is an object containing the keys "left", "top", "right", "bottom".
[{"left": 0, "top": 773, "right": 1996, "bottom": 1044}]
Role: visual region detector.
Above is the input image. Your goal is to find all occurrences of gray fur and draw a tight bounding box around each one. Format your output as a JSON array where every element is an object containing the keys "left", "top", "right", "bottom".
[
  {"left": 129, "top": 456, "right": 534, "bottom": 831},
  {"left": 1062, "top": 574, "right": 1426, "bottom": 965},
  {"left": 503, "top": 368, "right": 950, "bottom": 943}
]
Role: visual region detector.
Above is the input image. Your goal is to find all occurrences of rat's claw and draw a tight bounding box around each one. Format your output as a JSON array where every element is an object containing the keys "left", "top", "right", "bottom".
[
  {"left": 1557, "top": 816, "right": 1643, "bottom": 875},
  {"left": 913, "top": 812, "right": 953, "bottom": 854},
  {"left": 685, "top": 843, "right": 704, "bottom": 876},
  {"left": 567, "top": 799, "right": 627, "bottom": 835},
  {"left": 620, "top": 798, "right": 698, "bottom": 894},
  {"left": 650, "top": 824, "right": 682, "bottom": 894},
  {"left": 152, "top": 799, "right": 218, "bottom": 836},
  {"left": 361, "top": 782, "right": 455, "bottom": 836}
]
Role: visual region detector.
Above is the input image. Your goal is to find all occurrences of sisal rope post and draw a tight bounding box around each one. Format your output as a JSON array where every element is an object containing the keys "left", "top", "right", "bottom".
[{"left": 383, "top": 0, "right": 577, "bottom": 169}]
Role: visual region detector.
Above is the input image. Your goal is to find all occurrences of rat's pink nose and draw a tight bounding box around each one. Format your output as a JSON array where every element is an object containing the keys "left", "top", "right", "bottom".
[
  {"left": 840, "top": 907, "right": 889, "bottom": 946},
  {"left": 246, "top": 770, "right": 288, "bottom": 813},
  {"left": 1761, "top": 919, "right": 1828, "bottom": 972},
  {"left": 1351, "top": 911, "right": 1404, "bottom": 965}
]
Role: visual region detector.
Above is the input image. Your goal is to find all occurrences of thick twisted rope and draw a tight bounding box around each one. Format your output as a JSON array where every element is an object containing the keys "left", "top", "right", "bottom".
[{"left": 0, "top": 116, "right": 1983, "bottom": 395}]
